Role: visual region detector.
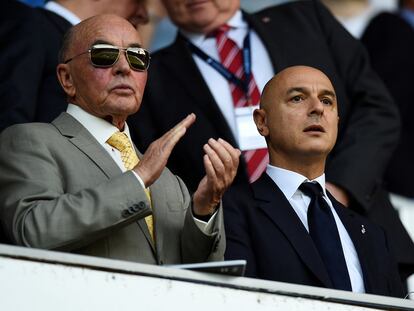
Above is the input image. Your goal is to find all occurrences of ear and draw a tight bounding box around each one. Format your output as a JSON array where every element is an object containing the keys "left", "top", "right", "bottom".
[
  {"left": 253, "top": 108, "right": 269, "bottom": 137},
  {"left": 56, "top": 63, "right": 76, "bottom": 98}
]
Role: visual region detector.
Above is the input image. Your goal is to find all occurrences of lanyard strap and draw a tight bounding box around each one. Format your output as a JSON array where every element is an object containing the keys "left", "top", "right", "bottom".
[{"left": 186, "top": 31, "right": 252, "bottom": 94}]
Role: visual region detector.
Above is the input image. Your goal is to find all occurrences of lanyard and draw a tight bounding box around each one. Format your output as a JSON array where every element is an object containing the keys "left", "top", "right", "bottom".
[{"left": 186, "top": 30, "right": 252, "bottom": 94}]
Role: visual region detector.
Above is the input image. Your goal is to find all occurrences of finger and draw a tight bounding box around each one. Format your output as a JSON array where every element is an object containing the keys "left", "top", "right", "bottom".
[
  {"left": 207, "top": 138, "right": 232, "bottom": 164},
  {"left": 164, "top": 113, "right": 196, "bottom": 141},
  {"left": 160, "top": 113, "right": 196, "bottom": 152},
  {"left": 203, "top": 154, "right": 217, "bottom": 183},
  {"left": 204, "top": 143, "right": 225, "bottom": 179},
  {"left": 218, "top": 138, "right": 241, "bottom": 161}
]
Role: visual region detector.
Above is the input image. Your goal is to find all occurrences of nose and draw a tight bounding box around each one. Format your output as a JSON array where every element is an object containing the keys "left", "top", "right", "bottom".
[
  {"left": 308, "top": 96, "right": 324, "bottom": 116},
  {"left": 112, "top": 50, "right": 131, "bottom": 75}
]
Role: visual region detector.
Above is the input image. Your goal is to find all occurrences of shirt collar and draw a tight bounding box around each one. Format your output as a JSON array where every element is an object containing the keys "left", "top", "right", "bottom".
[
  {"left": 401, "top": 8, "right": 414, "bottom": 30},
  {"left": 44, "top": 1, "right": 81, "bottom": 25},
  {"left": 180, "top": 10, "right": 246, "bottom": 45},
  {"left": 66, "top": 104, "right": 132, "bottom": 145},
  {"left": 266, "top": 164, "right": 327, "bottom": 200}
]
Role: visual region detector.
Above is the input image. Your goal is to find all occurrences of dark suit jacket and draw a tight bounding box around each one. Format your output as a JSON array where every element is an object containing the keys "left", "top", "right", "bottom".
[
  {"left": 224, "top": 173, "right": 404, "bottom": 297},
  {"left": 362, "top": 12, "right": 414, "bottom": 198},
  {"left": 129, "top": 0, "right": 414, "bottom": 269},
  {"left": 0, "top": 113, "right": 225, "bottom": 264},
  {"left": 0, "top": 1, "right": 71, "bottom": 131}
]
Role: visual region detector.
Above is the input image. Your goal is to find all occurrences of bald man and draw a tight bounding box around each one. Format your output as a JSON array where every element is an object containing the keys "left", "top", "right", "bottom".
[
  {"left": 223, "top": 66, "right": 403, "bottom": 297},
  {"left": 0, "top": 14, "right": 240, "bottom": 265},
  {"left": 0, "top": 0, "right": 148, "bottom": 132}
]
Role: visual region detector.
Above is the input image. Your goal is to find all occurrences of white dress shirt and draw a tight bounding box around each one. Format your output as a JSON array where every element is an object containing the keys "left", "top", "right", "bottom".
[
  {"left": 44, "top": 1, "right": 81, "bottom": 25},
  {"left": 66, "top": 104, "right": 215, "bottom": 231},
  {"left": 266, "top": 164, "right": 366, "bottom": 293},
  {"left": 181, "top": 10, "right": 274, "bottom": 140}
]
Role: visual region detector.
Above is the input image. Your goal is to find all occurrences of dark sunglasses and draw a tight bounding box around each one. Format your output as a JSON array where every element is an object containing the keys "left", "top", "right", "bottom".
[{"left": 64, "top": 44, "right": 150, "bottom": 71}]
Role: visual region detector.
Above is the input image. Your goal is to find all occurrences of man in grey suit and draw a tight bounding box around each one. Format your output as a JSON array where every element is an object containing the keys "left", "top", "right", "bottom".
[{"left": 0, "top": 14, "right": 240, "bottom": 265}]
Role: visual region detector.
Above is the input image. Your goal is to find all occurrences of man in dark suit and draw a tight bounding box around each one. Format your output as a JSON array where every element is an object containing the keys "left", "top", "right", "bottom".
[
  {"left": 0, "top": 0, "right": 148, "bottom": 131},
  {"left": 224, "top": 65, "right": 403, "bottom": 297},
  {"left": 0, "top": 14, "right": 240, "bottom": 264},
  {"left": 128, "top": 0, "right": 414, "bottom": 279}
]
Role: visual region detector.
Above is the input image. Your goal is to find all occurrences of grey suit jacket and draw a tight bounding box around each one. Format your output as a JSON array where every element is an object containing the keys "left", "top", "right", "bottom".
[{"left": 0, "top": 113, "right": 224, "bottom": 265}]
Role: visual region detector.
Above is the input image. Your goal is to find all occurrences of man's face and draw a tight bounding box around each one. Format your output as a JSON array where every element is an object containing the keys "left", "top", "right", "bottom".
[
  {"left": 102, "top": 0, "right": 149, "bottom": 26},
  {"left": 60, "top": 15, "right": 147, "bottom": 125},
  {"left": 255, "top": 66, "right": 339, "bottom": 163},
  {"left": 161, "top": 0, "right": 240, "bottom": 34}
]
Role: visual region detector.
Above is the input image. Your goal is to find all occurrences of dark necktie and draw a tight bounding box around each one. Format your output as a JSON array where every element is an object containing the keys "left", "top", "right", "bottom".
[
  {"left": 299, "top": 182, "right": 352, "bottom": 291},
  {"left": 214, "top": 25, "right": 268, "bottom": 182}
]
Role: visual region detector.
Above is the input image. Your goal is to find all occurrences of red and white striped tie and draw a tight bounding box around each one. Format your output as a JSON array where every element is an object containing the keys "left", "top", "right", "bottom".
[{"left": 215, "top": 25, "right": 268, "bottom": 182}]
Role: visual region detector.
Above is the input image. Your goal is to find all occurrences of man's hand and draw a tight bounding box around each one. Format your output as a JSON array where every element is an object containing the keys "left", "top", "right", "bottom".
[
  {"left": 326, "top": 182, "right": 350, "bottom": 207},
  {"left": 134, "top": 113, "right": 196, "bottom": 187},
  {"left": 193, "top": 138, "right": 241, "bottom": 216}
]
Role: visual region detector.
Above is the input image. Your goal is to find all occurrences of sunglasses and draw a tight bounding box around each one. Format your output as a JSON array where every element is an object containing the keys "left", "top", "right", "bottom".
[{"left": 64, "top": 44, "right": 150, "bottom": 71}]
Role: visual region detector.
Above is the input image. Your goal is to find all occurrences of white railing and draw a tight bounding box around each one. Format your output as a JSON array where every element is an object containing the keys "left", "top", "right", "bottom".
[{"left": 0, "top": 244, "right": 412, "bottom": 311}]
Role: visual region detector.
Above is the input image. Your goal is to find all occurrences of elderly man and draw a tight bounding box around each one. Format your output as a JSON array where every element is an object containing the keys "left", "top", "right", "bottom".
[
  {"left": 0, "top": 0, "right": 148, "bottom": 131},
  {"left": 0, "top": 14, "right": 240, "bottom": 265},
  {"left": 224, "top": 66, "right": 403, "bottom": 297},
  {"left": 128, "top": 0, "right": 414, "bottom": 280}
]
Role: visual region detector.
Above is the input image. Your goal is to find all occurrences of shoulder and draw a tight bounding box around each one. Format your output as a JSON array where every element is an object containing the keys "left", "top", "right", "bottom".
[
  {"left": 363, "top": 12, "right": 414, "bottom": 40},
  {"left": 252, "top": 0, "right": 318, "bottom": 18},
  {"left": 0, "top": 122, "right": 61, "bottom": 150}
]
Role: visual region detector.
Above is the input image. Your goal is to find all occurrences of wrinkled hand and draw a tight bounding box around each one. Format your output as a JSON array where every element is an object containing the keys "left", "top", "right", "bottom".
[
  {"left": 134, "top": 114, "right": 196, "bottom": 187},
  {"left": 193, "top": 138, "right": 241, "bottom": 216},
  {"left": 326, "top": 182, "right": 350, "bottom": 207}
]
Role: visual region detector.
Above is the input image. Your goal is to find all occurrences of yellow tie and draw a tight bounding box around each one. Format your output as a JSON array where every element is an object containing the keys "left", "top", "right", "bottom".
[{"left": 107, "top": 131, "right": 154, "bottom": 242}]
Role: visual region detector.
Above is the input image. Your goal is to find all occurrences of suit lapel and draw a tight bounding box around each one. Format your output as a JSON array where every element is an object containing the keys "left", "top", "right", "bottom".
[
  {"left": 147, "top": 173, "right": 169, "bottom": 260},
  {"left": 159, "top": 35, "right": 239, "bottom": 147},
  {"left": 245, "top": 11, "right": 285, "bottom": 73},
  {"left": 253, "top": 174, "right": 333, "bottom": 287},
  {"left": 330, "top": 195, "right": 375, "bottom": 293},
  {"left": 52, "top": 113, "right": 122, "bottom": 179},
  {"left": 132, "top": 149, "right": 157, "bottom": 254}
]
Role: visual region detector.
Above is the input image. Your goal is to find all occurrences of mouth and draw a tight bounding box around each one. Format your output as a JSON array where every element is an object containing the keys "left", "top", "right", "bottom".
[
  {"left": 186, "top": 0, "right": 210, "bottom": 9},
  {"left": 111, "top": 84, "right": 134, "bottom": 94},
  {"left": 303, "top": 124, "right": 325, "bottom": 133}
]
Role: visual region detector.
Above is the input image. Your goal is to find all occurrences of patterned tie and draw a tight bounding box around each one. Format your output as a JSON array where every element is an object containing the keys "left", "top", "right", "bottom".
[
  {"left": 299, "top": 182, "right": 352, "bottom": 291},
  {"left": 215, "top": 25, "right": 268, "bottom": 182},
  {"left": 107, "top": 131, "right": 154, "bottom": 242}
]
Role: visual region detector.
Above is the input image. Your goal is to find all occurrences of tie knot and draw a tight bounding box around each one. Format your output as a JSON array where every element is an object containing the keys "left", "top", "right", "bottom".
[
  {"left": 106, "top": 131, "right": 131, "bottom": 152},
  {"left": 208, "top": 24, "right": 231, "bottom": 38},
  {"left": 299, "top": 182, "right": 323, "bottom": 199}
]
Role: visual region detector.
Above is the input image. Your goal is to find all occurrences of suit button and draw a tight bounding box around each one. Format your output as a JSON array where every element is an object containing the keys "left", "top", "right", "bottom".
[
  {"left": 121, "top": 209, "right": 130, "bottom": 218},
  {"left": 131, "top": 204, "right": 140, "bottom": 212},
  {"left": 138, "top": 201, "right": 146, "bottom": 210},
  {"left": 128, "top": 206, "right": 136, "bottom": 214}
]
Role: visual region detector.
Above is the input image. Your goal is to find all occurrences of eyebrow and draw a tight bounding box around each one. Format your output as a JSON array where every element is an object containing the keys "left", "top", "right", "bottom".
[
  {"left": 92, "top": 40, "right": 142, "bottom": 48},
  {"left": 286, "top": 87, "right": 336, "bottom": 99}
]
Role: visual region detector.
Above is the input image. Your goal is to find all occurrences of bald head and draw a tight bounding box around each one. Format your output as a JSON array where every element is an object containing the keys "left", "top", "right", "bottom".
[
  {"left": 254, "top": 65, "right": 339, "bottom": 177},
  {"left": 56, "top": 14, "right": 148, "bottom": 129},
  {"left": 59, "top": 14, "right": 139, "bottom": 63},
  {"left": 261, "top": 66, "right": 336, "bottom": 111}
]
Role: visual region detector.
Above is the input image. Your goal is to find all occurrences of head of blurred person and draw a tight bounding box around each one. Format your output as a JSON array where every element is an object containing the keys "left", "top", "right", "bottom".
[
  {"left": 254, "top": 66, "right": 339, "bottom": 179},
  {"left": 56, "top": 14, "right": 149, "bottom": 130},
  {"left": 54, "top": 0, "right": 149, "bottom": 26},
  {"left": 400, "top": 0, "right": 414, "bottom": 10},
  {"left": 160, "top": 0, "right": 240, "bottom": 34}
]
